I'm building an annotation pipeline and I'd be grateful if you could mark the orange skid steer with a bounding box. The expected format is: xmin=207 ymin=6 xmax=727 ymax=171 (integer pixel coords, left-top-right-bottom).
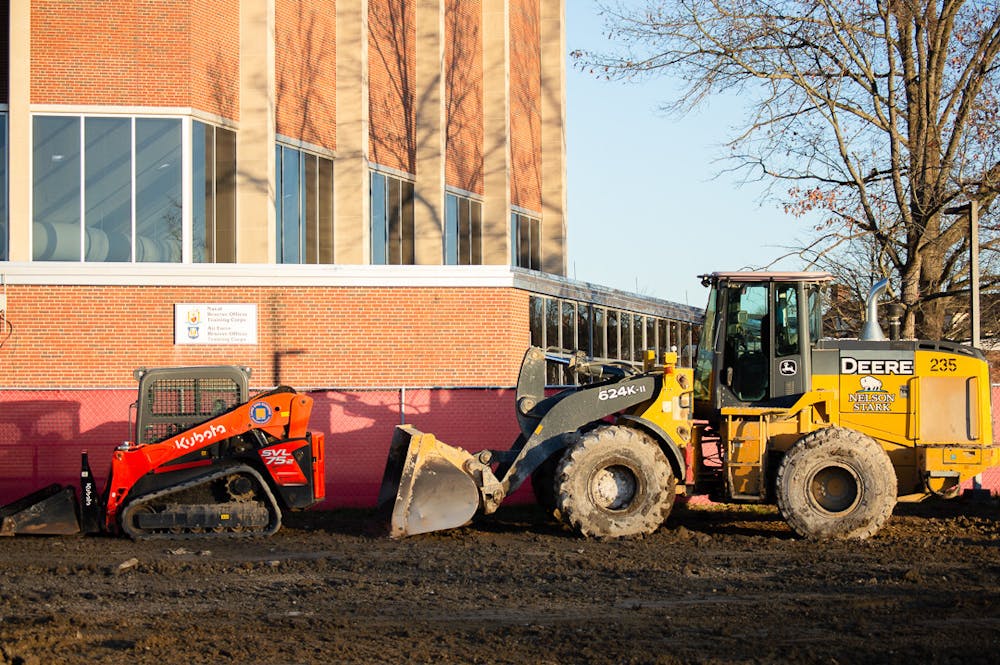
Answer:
xmin=1 ymin=365 xmax=325 ymax=539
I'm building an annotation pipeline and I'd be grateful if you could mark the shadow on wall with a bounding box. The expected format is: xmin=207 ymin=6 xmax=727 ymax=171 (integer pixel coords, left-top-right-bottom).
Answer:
xmin=305 ymin=387 xmax=529 ymax=508
xmin=2 ymin=386 xmax=999 ymax=508
xmin=0 ymin=387 xmax=529 ymax=509
xmin=0 ymin=395 xmax=133 ymax=503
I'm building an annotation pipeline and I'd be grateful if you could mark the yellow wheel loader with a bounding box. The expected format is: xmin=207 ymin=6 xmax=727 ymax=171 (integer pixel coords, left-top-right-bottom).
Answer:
xmin=379 ymin=272 xmax=996 ymax=540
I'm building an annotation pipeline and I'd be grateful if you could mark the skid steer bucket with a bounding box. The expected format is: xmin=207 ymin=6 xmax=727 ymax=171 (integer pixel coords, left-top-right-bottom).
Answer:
xmin=377 ymin=425 xmax=482 ymax=538
xmin=0 ymin=484 xmax=81 ymax=536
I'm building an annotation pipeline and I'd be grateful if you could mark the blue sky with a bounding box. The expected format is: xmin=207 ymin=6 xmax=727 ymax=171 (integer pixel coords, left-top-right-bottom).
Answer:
xmin=565 ymin=2 xmax=810 ymax=307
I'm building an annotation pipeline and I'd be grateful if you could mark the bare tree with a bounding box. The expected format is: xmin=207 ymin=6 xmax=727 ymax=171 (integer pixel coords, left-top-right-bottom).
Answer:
xmin=575 ymin=0 xmax=1000 ymax=340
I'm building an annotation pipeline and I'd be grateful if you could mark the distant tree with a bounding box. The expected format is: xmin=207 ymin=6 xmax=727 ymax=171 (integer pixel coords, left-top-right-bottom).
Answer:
xmin=575 ymin=0 xmax=1000 ymax=340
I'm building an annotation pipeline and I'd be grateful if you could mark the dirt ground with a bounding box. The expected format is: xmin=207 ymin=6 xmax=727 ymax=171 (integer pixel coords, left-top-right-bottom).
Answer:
xmin=2 ymin=499 xmax=1000 ymax=665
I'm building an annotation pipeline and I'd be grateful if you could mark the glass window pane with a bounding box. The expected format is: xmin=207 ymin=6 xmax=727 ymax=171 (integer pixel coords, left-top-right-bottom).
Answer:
xmin=318 ymin=157 xmax=334 ymax=263
xmin=593 ymin=307 xmax=606 ymax=359
xmin=658 ymin=319 xmax=669 ymax=360
xmin=458 ymin=197 xmax=471 ymax=264
xmin=444 ymin=193 xmax=458 ymax=265
xmin=215 ymin=127 xmax=237 ymax=262
xmin=387 ymin=176 xmax=401 ymax=264
xmin=304 ymin=154 xmax=317 ymax=263
xmin=470 ymin=200 xmax=482 ymax=264
xmin=577 ymin=304 xmax=591 ymax=356
xmin=370 ymin=172 xmax=386 ymax=264
xmin=192 ymin=121 xmax=210 ymax=262
xmin=607 ymin=310 xmax=619 ymax=359
xmin=85 ymin=117 xmax=131 ymax=262
xmin=620 ymin=313 xmax=631 ymax=360
xmin=529 ymin=217 xmax=541 ymax=270
xmin=632 ymin=315 xmax=644 ymax=361
xmin=510 ymin=213 xmax=517 ymax=265
xmin=280 ymin=146 xmax=301 ymax=263
xmin=646 ymin=316 xmax=656 ymax=360
xmin=775 ymin=284 xmax=800 ymax=356
xmin=517 ymin=215 xmax=530 ymax=268
xmin=561 ymin=301 xmax=576 ymax=352
xmin=135 ymin=118 xmax=181 ymax=262
xmin=529 ymin=296 xmax=544 ymax=347
xmin=401 ymin=179 xmax=415 ymax=264
xmin=33 ymin=115 xmax=81 ymax=261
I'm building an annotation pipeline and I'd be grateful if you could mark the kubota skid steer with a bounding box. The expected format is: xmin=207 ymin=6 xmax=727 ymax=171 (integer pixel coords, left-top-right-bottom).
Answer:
xmin=1 ymin=365 xmax=325 ymax=539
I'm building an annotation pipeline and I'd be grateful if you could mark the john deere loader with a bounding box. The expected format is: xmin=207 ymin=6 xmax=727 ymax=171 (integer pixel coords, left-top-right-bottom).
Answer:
xmin=379 ymin=271 xmax=996 ymax=540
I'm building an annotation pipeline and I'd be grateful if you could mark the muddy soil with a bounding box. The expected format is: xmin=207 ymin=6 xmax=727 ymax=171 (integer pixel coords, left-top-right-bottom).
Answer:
xmin=2 ymin=500 xmax=1000 ymax=665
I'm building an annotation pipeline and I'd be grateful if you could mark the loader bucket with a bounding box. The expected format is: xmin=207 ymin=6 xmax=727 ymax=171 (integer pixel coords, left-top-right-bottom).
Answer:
xmin=377 ymin=425 xmax=482 ymax=538
xmin=0 ymin=484 xmax=81 ymax=536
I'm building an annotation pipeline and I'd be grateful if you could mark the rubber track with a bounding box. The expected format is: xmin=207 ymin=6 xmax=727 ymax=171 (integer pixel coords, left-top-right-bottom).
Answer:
xmin=119 ymin=465 xmax=282 ymax=540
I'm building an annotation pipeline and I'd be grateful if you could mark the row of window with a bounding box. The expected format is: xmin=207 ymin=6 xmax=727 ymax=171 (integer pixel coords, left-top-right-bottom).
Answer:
xmin=369 ymin=171 xmax=541 ymax=267
xmin=529 ymin=295 xmax=701 ymax=385
xmin=32 ymin=115 xmax=236 ymax=263
xmin=2 ymin=114 xmax=544 ymax=267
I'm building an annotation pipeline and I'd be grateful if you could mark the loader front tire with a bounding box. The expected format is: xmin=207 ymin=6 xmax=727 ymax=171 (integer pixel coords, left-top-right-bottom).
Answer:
xmin=776 ymin=427 xmax=896 ymax=540
xmin=555 ymin=425 xmax=674 ymax=539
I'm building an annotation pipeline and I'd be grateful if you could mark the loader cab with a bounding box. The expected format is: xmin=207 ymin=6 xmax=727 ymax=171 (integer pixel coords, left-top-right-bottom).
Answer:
xmin=692 ymin=272 xmax=831 ymax=419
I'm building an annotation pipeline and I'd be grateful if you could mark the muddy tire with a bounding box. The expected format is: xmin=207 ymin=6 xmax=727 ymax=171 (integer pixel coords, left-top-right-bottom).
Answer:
xmin=776 ymin=427 xmax=896 ymax=540
xmin=555 ymin=425 xmax=675 ymax=539
xmin=530 ymin=452 xmax=560 ymax=515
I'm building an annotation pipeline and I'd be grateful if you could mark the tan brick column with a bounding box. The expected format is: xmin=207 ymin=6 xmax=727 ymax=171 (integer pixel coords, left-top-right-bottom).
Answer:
xmin=540 ymin=0 xmax=567 ymax=276
xmin=334 ymin=0 xmax=370 ymax=264
xmin=482 ymin=0 xmax=512 ymax=265
xmin=8 ymin=2 xmax=31 ymax=261
xmin=413 ymin=0 xmax=446 ymax=264
xmin=237 ymin=0 xmax=276 ymax=263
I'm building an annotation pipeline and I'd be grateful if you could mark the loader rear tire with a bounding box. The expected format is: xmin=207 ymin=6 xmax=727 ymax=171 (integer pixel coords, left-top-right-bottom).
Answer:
xmin=530 ymin=452 xmax=560 ymax=515
xmin=776 ymin=427 xmax=896 ymax=540
xmin=555 ymin=425 xmax=674 ymax=539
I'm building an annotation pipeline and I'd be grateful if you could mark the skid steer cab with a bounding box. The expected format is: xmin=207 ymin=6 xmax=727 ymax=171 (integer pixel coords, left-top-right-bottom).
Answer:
xmin=379 ymin=271 xmax=997 ymax=541
xmin=1 ymin=366 xmax=325 ymax=540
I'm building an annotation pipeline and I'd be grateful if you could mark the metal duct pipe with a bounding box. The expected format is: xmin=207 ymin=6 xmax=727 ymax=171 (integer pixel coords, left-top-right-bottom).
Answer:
xmin=860 ymin=278 xmax=889 ymax=341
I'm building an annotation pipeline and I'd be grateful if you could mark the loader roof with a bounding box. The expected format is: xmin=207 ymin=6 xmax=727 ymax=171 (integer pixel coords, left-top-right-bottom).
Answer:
xmin=701 ymin=271 xmax=834 ymax=285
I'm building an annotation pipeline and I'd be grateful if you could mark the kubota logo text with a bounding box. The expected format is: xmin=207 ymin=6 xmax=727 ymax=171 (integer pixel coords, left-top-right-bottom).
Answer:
xmin=174 ymin=424 xmax=227 ymax=450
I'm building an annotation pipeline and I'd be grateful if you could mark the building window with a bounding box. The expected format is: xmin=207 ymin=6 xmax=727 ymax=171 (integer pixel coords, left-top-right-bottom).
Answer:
xmin=276 ymin=145 xmax=334 ymax=264
xmin=193 ymin=121 xmax=236 ymax=263
xmin=33 ymin=115 xmax=183 ymax=262
xmin=444 ymin=193 xmax=482 ymax=265
xmin=511 ymin=212 xmax=541 ymax=270
xmin=0 ymin=112 xmax=6 ymax=261
xmin=370 ymin=171 xmax=414 ymax=265
xmin=528 ymin=294 xmax=699 ymax=386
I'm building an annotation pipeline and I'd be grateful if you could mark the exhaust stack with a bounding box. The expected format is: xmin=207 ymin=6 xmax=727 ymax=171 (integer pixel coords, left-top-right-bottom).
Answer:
xmin=860 ymin=278 xmax=889 ymax=341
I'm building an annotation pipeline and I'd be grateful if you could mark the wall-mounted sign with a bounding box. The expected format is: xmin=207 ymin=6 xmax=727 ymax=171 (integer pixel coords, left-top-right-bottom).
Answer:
xmin=174 ymin=304 xmax=258 ymax=345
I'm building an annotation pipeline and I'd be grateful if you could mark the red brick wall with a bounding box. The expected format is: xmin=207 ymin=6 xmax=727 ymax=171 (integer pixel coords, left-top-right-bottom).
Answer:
xmin=276 ymin=0 xmax=337 ymax=150
xmin=509 ymin=0 xmax=542 ymax=213
xmin=445 ymin=0 xmax=484 ymax=195
xmin=190 ymin=0 xmax=240 ymax=120
xmin=0 ymin=387 xmax=534 ymax=509
xmin=369 ymin=0 xmax=416 ymax=173
xmin=31 ymin=0 xmax=239 ymax=121
xmin=0 ymin=285 xmax=531 ymax=388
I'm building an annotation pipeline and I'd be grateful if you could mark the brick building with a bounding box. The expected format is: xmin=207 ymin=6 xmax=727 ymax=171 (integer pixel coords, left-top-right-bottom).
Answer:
xmin=0 ymin=1 xmax=701 ymax=506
